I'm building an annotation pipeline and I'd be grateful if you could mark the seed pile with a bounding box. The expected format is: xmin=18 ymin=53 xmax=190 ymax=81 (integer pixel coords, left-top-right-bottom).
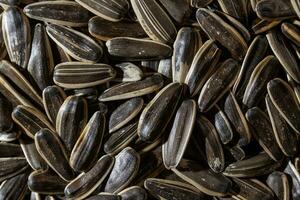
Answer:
xmin=0 ymin=0 xmax=300 ymax=199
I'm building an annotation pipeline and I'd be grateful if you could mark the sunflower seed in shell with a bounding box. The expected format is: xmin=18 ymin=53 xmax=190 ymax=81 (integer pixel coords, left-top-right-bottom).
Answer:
xmin=245 ymin=107 xmax=283 ymax=161
xmin=158 ymin=0 xmax=191 ymax=24
xmin=172 ymin=160 xmax=232 ymax=196
xmin=65 ymin=155 xmax=114 ymax=200
xmin=0 ymin=143 xmax=23 ymax=158
xmin=118 ymin=186 xmax=147 ymax=200
xmin=0 ymin=14 xmax=6 ymax=60
xmin=223 ymin=152 xmax=281 ymax=178
xmin=75 ymin=0 xmax=129 ymax=22
xmin=172 ymin=27 xmax=202 ymax=83
xmin=0 ymin=94 xmax=13 ymax=133
xmin=114 ymin=62 xmax=143 ymax=82
xmin=191 ymin=0 xmax=213 ymax=8
xmin=217 ymin=0 xmax=248 ymax=24
xmin=0 ymin=172 xmax=28 ymax=200
xmin=12 ymin=105 xmax=54 ymax=139
xmin=56 ymin=96 xmax=87 ymax=153
xmin=35 ymin=128 xmax=75 ymax=181
xmin=267 ymin=78 xmax=300 ymax=134
xmin=88 ymin=17 xmax=146 ymax=41
xmin=106 ymin=37 xmax=172 ymax=61
xmin=2 ymin=6 xmax=30 ymax=69
xmin=0 ymin=60 xmax=43 ymax=107
xmin=231 ymin=178 xmax=275 ymax=200
xmin=266 ymin=171 xmax=290 ymax=200
xmin=256 ymin=0 xmax=295 ymax=20
xmin=28 ymin=23 xmax=54 ymax=92
xmin=42 ymin=85 xmax=66 ymax=123
xmin=224 ymin=92 xmax=252 ymax=146
xmin=109 ymin=98 xmax=143 ymax=133
xmin=233 ymin=35 xmax=269 ymax=100
xmin=281 ymin=22 xmax=300 ymax=47
xmin=196 ymin=8 xmax=248 ymax=61
xmin=0 ymin=157 xmax=28 ymax=182
xmin=99 ymin=74 xmax=164 ymax=102
xmin=138 ymin=82 xmax=184 ymax=142
xmin=185 ymin=39 xmax=221 ymax=97
xmin=19 ymin=136 xmax=47 ymax=170
xmin=266 ymin=94 xmax=298 ymax=157
xmin=163 ymin=99 xmax=196 ymax=169
xmin=70 ymin=111 xmax=105 ymax=172
xmin=252 ymin=19 xmax=281 ymax=35
xmin=197 ymin=115 xmax=225 ymax=173
xmin=214 ymin=108 xmax=234 ymax=145
xmin=27 ymin=169 xmax=68 ymax=195
xmin=243 ymin=55 xmax=280 ymax=108
xmin=198 ymin=59 xmax=240 ymax=112
xmin=86 ymin=194 xmax=121 ymax=200
xmin=284 ymin=161 xmax=300 ymax=199
xmin=158 ymin=58 xmax=172 ymax=79
xmin=130 ymin=0 xmax=177 ymax=44
xmin=23 ymin=1 xmax=90 ymax=27
xmin=104 ymin=147 xmax=140 ymax=193
xmin=144 ymin=178 xmax=206 ymax=200
xmin=46 ymin=24 xmax=102 ymax=63
xmin=53 ymin=62 xmax=116 ymax=89
xmin=267 ymin=30 xmax=300 ymax=83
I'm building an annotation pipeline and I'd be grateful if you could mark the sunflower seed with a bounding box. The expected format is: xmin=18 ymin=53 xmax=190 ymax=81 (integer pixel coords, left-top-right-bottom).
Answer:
xmin=109 ymin=98 xmax=143 ymax=133
xmin=0 ymin=94 xmax=13 ymax=133
xmin=53 ymin=62 xmax=116 ymax=89
xmin=256 ymin=0 xmax=295 ymax=20
xmin=0 ymin=172 xmax=28 ymax=200
xmin=27 ymin=169 xmax=68 ymax=194
xmin=0 ymin=143 xmax=23 ymax=158
xmin=2 ymin=6 xmax=31 ymax=69
xmin=130 ymin=0 xmax=177 ymax=44
xmin=158 ymin=58 xmax=172 ymax=79
xmin=70 ymin=111 xmax=105 ymax=172
xmin=281 ymin=22 xmax=300 ymax=47
xmin=267 ymin=78 xmax=300 ymax=134
xmin=196 ymin=8 xmax=248 ymax=61
xmin=88 ymin=17 xmax=146 ymax=41
xmin=138 ymin=82 xmax=184 ymax=142
xmin=266 ymin=171 xmax=290 ymax=200
xmin=46 ymin=24 xmax=103 ymax=63
xmin=114 ymin=62 xmax=143 ymax=82
xmin=23 ymin=1 xmax=90 ymax=27
xmin=75 ymin=0 xmax=129 ymax=22
xmin=284 ymin=161 xmax=300 ymax=199
xmin=118 ymin=186 xmax=147 ymax=200
xmin=198 ymin=59 xmax=240 ymax=112
xmin=65 ymin=155 xmax=115 ymax=200
xmin=42 ymin=85 xmax=67 ymax=123
xmin=217 ymin=0 xmax=248 ymax=24
xmin=99 ymin=74 xmax=164 ymax=102
xmin=214 ymin=107 xmax=234 ymax=145
xmin=163 ymin=99 xmax=196 ymax=169
xmin=56 ymin=95 xmax=88 ymax=153
xmin=106 ymin=37 xmax=172 ymax=61
xmin=185 ymin=39 xmax=221 ymax=97
xmin=252 ymin=19 xmax=281 ymax=34
xmin=104 ymin=147 xmax=140 ymax=193
xmin=0 ymin=157 xmax=28 ymax=182
xmin=28 ymin=23 xmax=54 ymax=92
xmin=35 ymin=128 xmax=75 ymax=181
xmin=172 ymin=27 xmax=202 ymax=83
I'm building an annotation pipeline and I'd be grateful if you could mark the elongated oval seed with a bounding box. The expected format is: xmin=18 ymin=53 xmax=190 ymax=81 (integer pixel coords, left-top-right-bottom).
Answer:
xmin=53 ymin=62 xmax=116 ymax=89
xmin=267 ymin=78 xmax=300 ymax=134
xmin=70 ymin=111 xmax=105 ymax=172
xmin=281 ymin=22 xmax=300 ymax=47
xmin=163 ymin=99 xmax=196 ymax=169
xmin=130 ymin=0 xmax=177 ymax=44
xmin=0 ymin=143 xmax=23 ymax=158
xmin=266 ymin=171 xmax=290 ymax=200
xmin=42 ymin=85 xmax=67 ymax=123
xmin=35 ymin=128 xmax=75 ymax=181
xmin=198 ymin=58 xmax=240 ymax=112
xmin=0 ymin=173 xmax=28 ymax=200
xmin=23 ymin=1 xmax=90 ymax=27
xmin=256 ymin=0 xmax=296 ymax=20
xmin=75 ymin=0 xmax=129 ymax=22
xmin=28 ymin=23 xmax=54 ymax=92
xmin=65 ymin=155 xmax=115 ymax=200
xmin=104 ymin=147 xmax=140 ymax=193
xmin=2 ymin=6 xmax=31 ymax=69
xmin=138 ymin=82 xmax=184 ymax=142
xmin=56 ymin=95 xmax=88 ymax=153
xmin=106 ymin=37 xmax=172 ymax=61
xmin=214 ymin=107 xmax=234 ymax=145
xmin=217 ymin=0 xmax=248 ymax=24
xmin=196 ymin=8 xmax=248 ymax=61
xmin=12 ymin=105 xmax=55 ymax=139
xmin=0 ymin=157 xmax=28 ymax=182
xmin=46 ymin=24 xmax=102 ymax=63
xmin=99 ymin=74 xmax=164 ymax=102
